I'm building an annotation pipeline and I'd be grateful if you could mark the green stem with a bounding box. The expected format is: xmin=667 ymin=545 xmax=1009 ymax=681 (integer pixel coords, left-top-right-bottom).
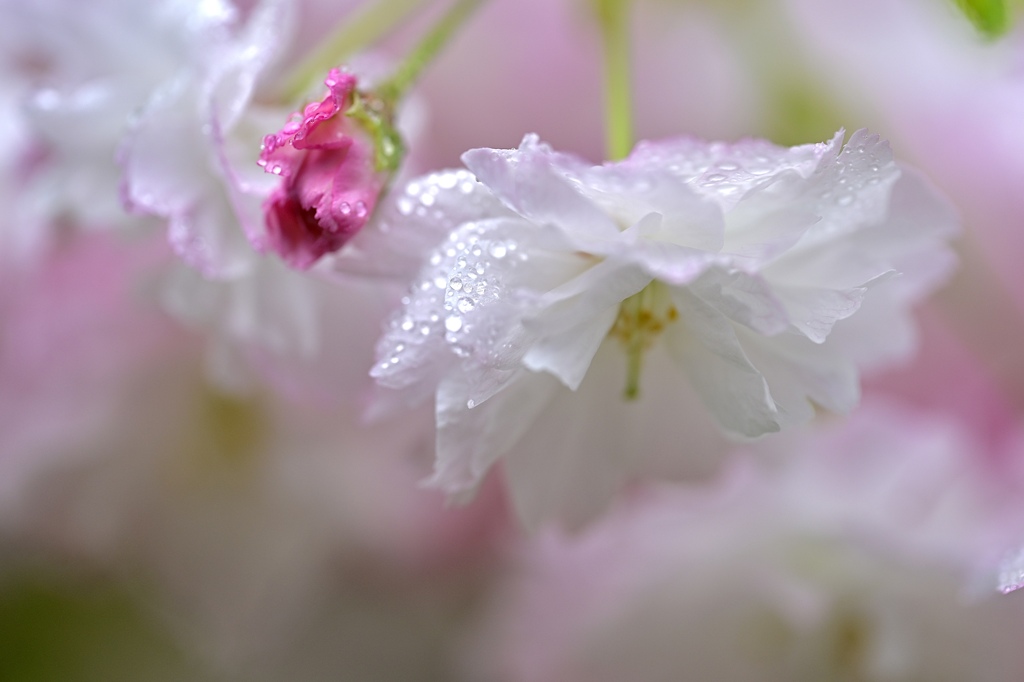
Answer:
xmin=378 ymin=0 xmax=485 ymax=103
xmin=594 ymin=0 xmax=634 ymax=160
xmin=282 ymin=0 xmax=428 ymax=102
xmin=620 ymin=284 xmax=653 ymax=400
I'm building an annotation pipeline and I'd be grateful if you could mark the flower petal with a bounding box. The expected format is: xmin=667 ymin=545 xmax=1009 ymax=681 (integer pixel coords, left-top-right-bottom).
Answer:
xmin=664 ymin=287 xmax=781 ymax=438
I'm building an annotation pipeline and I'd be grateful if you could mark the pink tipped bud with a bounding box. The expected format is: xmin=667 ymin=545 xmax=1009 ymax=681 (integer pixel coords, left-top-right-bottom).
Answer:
xmin=258 ymin=69 xmax=388 ymax=270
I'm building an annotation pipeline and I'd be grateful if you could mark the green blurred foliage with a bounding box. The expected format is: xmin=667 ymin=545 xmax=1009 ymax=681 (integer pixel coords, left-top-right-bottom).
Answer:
xmin=952 ymin=0 xmax=1010 ymax=37
xmin=0 ymin=578 xmax=221 ymax=682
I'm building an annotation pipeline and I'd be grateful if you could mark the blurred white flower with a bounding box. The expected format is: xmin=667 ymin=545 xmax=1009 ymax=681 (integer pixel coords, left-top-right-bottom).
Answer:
xmin=1 ymin=0 xmax=241 ymax=232
xmin=374 ymin=130 xmax=957 ymax=527
xmin=468 ymin=402 xmax=1024 ymax=682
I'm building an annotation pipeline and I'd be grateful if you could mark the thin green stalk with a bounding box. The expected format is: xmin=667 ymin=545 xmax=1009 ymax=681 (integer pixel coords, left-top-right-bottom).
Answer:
xmin=282 ymin=0 xmax=428 ymax=102
xmin=378 ymin=0 xmax=485 ymax=103
xmin=594 ymin=0 xmax=633 ymax=160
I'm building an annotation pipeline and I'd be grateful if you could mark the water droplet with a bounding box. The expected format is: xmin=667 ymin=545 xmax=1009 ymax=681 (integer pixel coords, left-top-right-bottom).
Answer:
xmin=466 ymin=399 xmax=476 ymax=409
xmin=489 ymin=242 xmax=507 ymax=258
xmin=449 ymin=276 xmax=463 ymax=291
xmin=420 ymin=192 xmax=436 ymax=207
xmin=339 ymin=202 xmax=352 ymax=216
xmin=704 ymin=173 xmax=727 ymax=184
xmin=400 ymin=318 xmax=414 ymax=332
xmin=438 ymin=173 xmax=458 ymax=189
xmin=837 ymin=194 xmax=854 ymax=206
xmin=354 ymin=201 xmax=368 ymax=218
xmin=434 ymin=275 xmax=448 ymax=289
xmin=445 ymin=316 xmax=463 ymax=333
xmin=419 ymin=325 xmax=431 ymax=336
xmin=429 ymin=253 xmax=442 ymax=266
xmin=457 ymin=297 xmax=475 ymax=313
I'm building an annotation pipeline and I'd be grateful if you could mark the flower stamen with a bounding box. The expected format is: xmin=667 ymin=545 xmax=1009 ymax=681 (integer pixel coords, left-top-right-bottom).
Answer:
xmin=611 ymin=282 xmax=677 ymax=400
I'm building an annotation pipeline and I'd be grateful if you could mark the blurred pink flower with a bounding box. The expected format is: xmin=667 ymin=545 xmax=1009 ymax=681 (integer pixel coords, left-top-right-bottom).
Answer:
xmin=0 ymin=233 xmax=507 ymax=681
xmin=468 ymin=402 xmax=1024 ymax=682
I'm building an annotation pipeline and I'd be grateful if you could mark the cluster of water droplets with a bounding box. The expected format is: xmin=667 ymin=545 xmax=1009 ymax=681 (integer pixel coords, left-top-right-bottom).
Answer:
xmin=393 ymin=170 xmax=480 ymax=221
xmin=803 ymin=131 xmax=898 ymax=244
xmin=374 ymin=219 xmax=528 ymax=382
xmin=333 ymin=198 xmax=369 ymax=222
xmin=630 ymin=136 xmax=828 ymax=209
xmin=257 ymin=116 xmax=302 ymax=177
xmin=631 ymin=131 xmax=899 ymax=247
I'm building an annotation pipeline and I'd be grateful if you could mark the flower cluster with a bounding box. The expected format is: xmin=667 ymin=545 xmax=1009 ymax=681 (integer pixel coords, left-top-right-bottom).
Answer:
xmin=4 ymin=0 xmax=1024 ymax=680
xmin=373 ymin=130 xmax=956 ymax=525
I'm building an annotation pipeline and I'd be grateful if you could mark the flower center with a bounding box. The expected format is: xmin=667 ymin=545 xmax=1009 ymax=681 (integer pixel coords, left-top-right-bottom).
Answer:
xmin=610 ymin=281 xmax=678 ymax=400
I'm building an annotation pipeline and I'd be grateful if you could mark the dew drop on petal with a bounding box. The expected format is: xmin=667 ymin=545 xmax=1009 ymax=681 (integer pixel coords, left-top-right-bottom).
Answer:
xmin=445 ymin=316 xmax=463 ymax=333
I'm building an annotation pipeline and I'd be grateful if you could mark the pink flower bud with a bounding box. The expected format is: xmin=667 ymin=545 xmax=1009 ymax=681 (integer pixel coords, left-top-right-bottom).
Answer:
xmin=258 ymin=69 xmax=387 ymax=270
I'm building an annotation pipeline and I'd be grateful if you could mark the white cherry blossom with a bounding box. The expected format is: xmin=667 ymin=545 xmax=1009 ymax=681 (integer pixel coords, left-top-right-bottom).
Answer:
xmin=374 ymin=130 xmax=958 ymax=527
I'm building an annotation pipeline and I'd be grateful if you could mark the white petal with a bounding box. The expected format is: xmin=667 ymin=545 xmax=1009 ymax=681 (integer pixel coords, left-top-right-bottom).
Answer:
xmin=630 ymin=131 xmax=844 ymax=210
xmin=572 ymin=162 xmax=726 ymax=251
xmin=462 ymin=135 xmax=622 ymax=242
xmin=688 ymin=267 xmax=790 ymax=336
xmin=427 ymin=369 xmax=561 ymax=499
xmin=664 ymin=288 xmax=780 ymax=438
xmin=737 ymin=326 xmax=860 ymax=426
xmin=522 ymin=305 xmax=620 ymax=391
